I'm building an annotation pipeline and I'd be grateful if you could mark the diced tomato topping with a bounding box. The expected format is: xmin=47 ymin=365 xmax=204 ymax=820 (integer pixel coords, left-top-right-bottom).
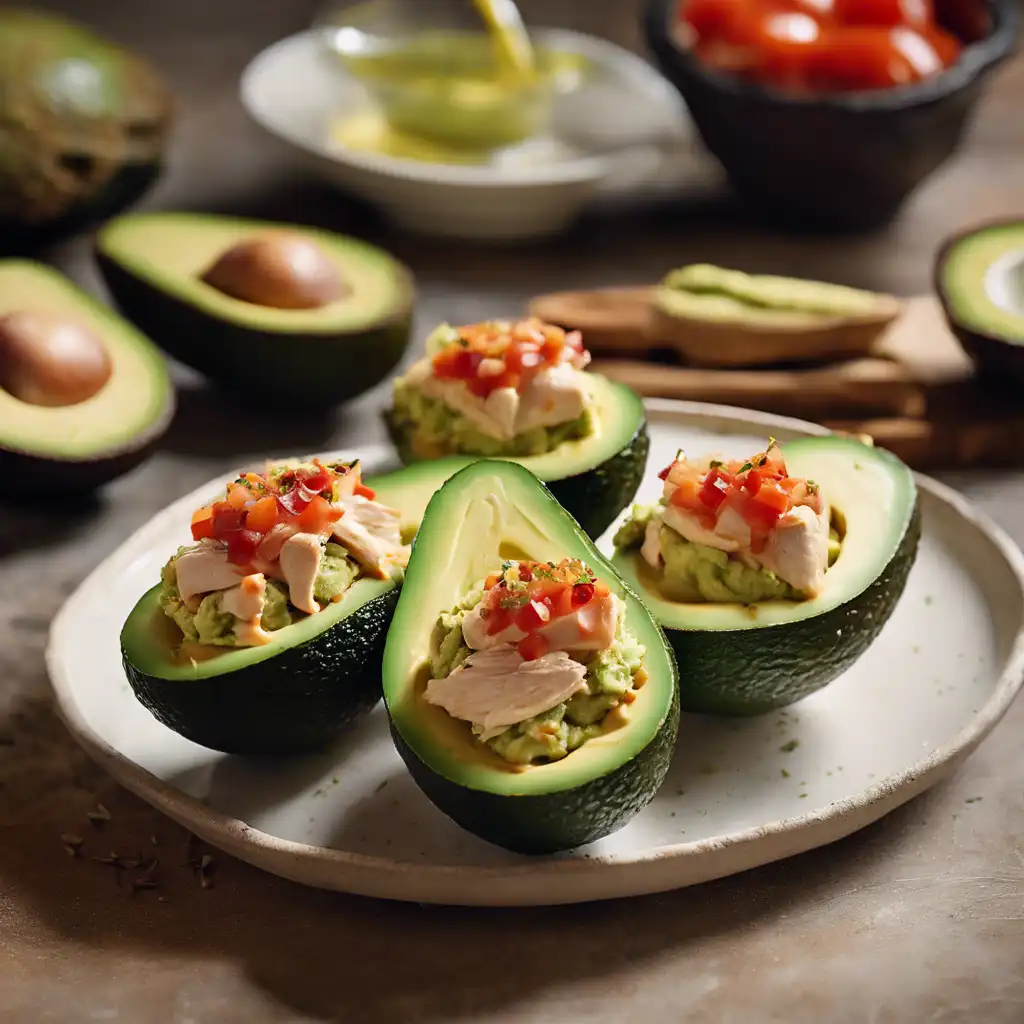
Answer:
xmin=212 ymin=503 xmax=246 ymax=535
xmin=226 ymin=529 xmax=262 ymax=566
xmin=517 ymin=633 xmax=550 ymax=662
xmin=669 ymin=476 xmax=704 ymax=512
xmin=245 ymin=495 xmax=278 ymax=534
xmin=277 ymin=486 xmax=312 ymax=517
xmin=515 ymin=601 xmax=548 ymax=632
xmin=549 ymin=586 xmax=575 ymax=619
xmin=354 ymin=482 xmax=376 ymax=500
xmin=190 ymin=508 xmax=215 ymax=541
xmin=699 ymin=468 xmax=729 ymax=510
xmin=298 ymin=495 xmax=342 ymax=535
xmin=227 ymin=482 xmax=253 ymax=509
xmin=754 ymin=480 xmax=791 ymax=514
xmin=571 ymin=582 xmax=595 ymax=607
xmin=658 ymin=464 xmax=672 ymax=481
xmin=661 ymin=440 xmax=820 ymax=541
xmin=430 ymin=318 xmax=590 ymax=398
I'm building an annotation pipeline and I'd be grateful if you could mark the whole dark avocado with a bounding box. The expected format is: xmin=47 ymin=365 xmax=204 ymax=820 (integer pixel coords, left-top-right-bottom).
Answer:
xmin=0 ymin=260 xmax=174 ymax=496
xmin=0 ymin=9 xmax=173 ymax=251
xmin=935 ymin=218 xmax=1024 ymax=386
xmin=95 ymin=212 xmax=415 ymax=408
xmin=643 ymin=0 xmax=1019 ymax=230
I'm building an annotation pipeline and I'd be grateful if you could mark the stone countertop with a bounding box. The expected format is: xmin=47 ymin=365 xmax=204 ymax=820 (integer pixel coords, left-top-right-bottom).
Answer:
xmin=2 ymin=1 xmax=1023 ymax=1021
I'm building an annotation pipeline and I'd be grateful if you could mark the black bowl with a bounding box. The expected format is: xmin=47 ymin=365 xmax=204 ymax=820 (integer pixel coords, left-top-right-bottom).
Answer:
xmin=644 ymin=0 xmax=1020 ymax=230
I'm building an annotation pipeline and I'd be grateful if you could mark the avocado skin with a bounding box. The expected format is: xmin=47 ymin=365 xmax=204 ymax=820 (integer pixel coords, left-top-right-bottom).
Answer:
xmin=547 ymin=421 xmax=650 ymax=539
xmin=382 ymin=413 xmax=650 ymax=541
xmin=0 ymin=11 xmax=172 ymax=250
xmin=643 ymin=0 xmax=1019 ymax=230
xmin=0 ymin=164 xmax=162 ymax=256
xmin=96 ymin=250 xmax=414 ymax=407
xmin=665 ymin=498 xmax=921 ymax=715
xmin=391 ymin=679 xmax=679 ymax=855
xmin=934 ymin=220 xmax=1024 ymax=388
xmin=0 ymin=413 xmax=171 ymax=496
xmin=122 ymin=588 xmax=399 ymax=755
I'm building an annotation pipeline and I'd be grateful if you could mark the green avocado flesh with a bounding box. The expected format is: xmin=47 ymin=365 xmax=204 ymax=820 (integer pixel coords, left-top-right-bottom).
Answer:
xmin=656 ymin=264 xmax=893 ymax=326
xmin=119 ymin=460 xmax=453 ymax=755
xmin=0 ymin=10 xmax=171 ymax=247
xmin=385 ymin=372 xmax=649 ymax=539
xmin=95 ymin=212 xmax=415 ymax=405
xmin=0 ymin=260 xmax=173 ymax=490
xmin=383 ymin=460 xmax=679 ymax=855
xmin=611 ymin=436 xmax=919 ymax=715
xmin=936 ymin=222 xmax=1024 ymax=382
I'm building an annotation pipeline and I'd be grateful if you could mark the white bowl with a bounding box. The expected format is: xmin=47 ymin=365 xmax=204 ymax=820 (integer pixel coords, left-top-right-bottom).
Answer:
xmin=239 ymin=28 xmax=694 ymax=241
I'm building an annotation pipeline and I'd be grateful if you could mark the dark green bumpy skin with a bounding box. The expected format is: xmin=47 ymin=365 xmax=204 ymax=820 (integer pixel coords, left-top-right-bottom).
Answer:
xmin=390 ymin=678 xmax=680 ymax=855
xmin=669 ymin=499 xmax=921 ymax=715
xmin=383 ymin=412 xmax=650 ymax=540
xmin=122 ymin=588 xmax=399 ymax=755
xmin=547 ymin=422 xmax=650 ymax=539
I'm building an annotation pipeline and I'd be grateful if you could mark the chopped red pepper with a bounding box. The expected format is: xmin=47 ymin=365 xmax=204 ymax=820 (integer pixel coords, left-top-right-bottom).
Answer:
xmin=517 ymin=633 xmax=550 ymax=662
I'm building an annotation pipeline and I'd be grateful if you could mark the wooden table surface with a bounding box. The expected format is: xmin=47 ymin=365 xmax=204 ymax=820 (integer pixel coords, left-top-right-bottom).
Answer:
xmin=2 ymin=2 xmax=1023 ymax=1021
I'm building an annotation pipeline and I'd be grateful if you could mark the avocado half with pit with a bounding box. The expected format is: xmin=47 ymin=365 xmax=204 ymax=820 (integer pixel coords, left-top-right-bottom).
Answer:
xmin=935 ymin=219 xmax=1024 ymax=385
xmin=0 ymin=10 xmax=173 ymax=252
xmin=651 ymin=265 xmax=903 ymax=368
xmin=382 ymin=460 xmax=680 ymax=855
xmin=0 ymin=260 xmax=174 ymax=494
xmin=611 ymin=436 xmax=920 ymax=716
xmin=120 ymin=458 xmax=462 ymax=755
xmin=95 ymin=212 xmax=415 ymax=406
xmin=386 ymin=373 xmax=649 ymax=540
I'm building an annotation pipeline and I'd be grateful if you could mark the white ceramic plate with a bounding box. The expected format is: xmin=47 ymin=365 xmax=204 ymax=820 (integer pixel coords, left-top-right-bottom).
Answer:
xmin=239 ymin=29 xmax=698 ymax=240
xmin=47 ymin=402 xmax=1024 ymax=907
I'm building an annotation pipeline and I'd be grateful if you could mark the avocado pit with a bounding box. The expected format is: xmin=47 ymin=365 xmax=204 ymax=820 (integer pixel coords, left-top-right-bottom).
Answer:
xmin=199 ymin=232 xmax=348 ymax=310
xmin=983 ymin=248 xmax=1024 ymax=318
xmin=0 ymin=310 xmax=112 ymax=406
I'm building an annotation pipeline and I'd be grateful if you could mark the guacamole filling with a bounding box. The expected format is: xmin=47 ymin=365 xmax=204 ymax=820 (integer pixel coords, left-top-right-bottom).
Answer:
xmin=423 ymin=558 xmax=646 ymax=766
xmin=389 ymin=318 xmax=597 ymax=458
xmin=157 ymin=458 xmax=410 ymax=650
xmin=614 ymin=439 xmax=839 ymax=604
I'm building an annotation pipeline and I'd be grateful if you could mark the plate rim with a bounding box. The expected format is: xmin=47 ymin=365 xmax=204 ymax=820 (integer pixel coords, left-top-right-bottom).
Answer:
xmin=239 ymin=27 xmax=687 ymax=188
xmin=45 ymin=403 xmax=1024 ymax=906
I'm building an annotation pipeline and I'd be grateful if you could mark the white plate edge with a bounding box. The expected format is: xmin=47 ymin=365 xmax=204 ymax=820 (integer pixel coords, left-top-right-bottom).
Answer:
xmin=44 ymin=403 xmax=1024 ymax=907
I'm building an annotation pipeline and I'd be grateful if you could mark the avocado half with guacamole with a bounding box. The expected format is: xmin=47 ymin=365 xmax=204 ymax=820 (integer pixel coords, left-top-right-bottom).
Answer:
xmin=935 ymin=219 xmax=1024 ymax=385
xmin=383 ymin=460 xmax=679 ymax=855
xmin=0 ymin=9 xmax=172 ymax=251
xmin=652 ymin=264 xmax=902 ymax=368
xmin=120 ymin=454 xmax=459 ymax=755
xmin=612 ymin=435 xmax=919 ymax=715
xmin=385 ymin=317 xmax=649 ymax=539
xmin=95 ymin=212 xmax=415 ymax=406
xmin=0 ymin=260 xmax=173 ymax=494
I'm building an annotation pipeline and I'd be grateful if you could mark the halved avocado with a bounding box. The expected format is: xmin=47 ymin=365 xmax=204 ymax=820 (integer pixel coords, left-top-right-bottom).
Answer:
xmin=0 ymin=260 xmax=174 ymax=494
xmin=611 ymin=436 xmax=920 ymax=715
xmin=119 ymin=459 xmax=457 ymax=755
xmin=385 ymin=372 xmax=650 ymax=539
xmin=651 ymin=264 xmax=903 ymax=368
xmin=0 ymin=10 xmax=173 ymax=252
xmin=382 ymin=460 xmax=680 ymax=855
xmin=935 ymin=219 xmax=1024 ymax=385
xmin=95 ymin=212 xmax=415 ymax=406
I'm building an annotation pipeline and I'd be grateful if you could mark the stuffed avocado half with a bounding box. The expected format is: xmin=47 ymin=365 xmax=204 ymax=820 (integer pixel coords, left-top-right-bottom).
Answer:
xmin=121 ymin=456 xmax=462 ymax=755
xmin=384 ymin=317 xmax=649 ymax=539
xmin=382 ymin=460 xmax=680 ymax=856
xmin=612 ymin=435 xmax=919 ymax=716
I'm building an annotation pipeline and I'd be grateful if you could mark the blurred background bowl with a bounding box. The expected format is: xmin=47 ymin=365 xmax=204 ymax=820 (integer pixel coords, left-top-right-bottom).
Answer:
xmin=240 ymin=26 xmax=691 ymax=241
xmin=643 ymin=0 xmax=1020 ymax=231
